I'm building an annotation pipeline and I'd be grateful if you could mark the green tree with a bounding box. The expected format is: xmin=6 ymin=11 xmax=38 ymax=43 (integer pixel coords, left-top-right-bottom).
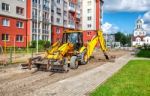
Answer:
xmin=115 ymin=32 xmax=131 ymax=46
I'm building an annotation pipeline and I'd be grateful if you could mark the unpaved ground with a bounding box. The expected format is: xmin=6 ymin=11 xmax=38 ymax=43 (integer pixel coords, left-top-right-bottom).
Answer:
xmin=0 ymin=52 xmax=45 ymax=64
xmin=0 ymin=50 xmax=129 ymax=96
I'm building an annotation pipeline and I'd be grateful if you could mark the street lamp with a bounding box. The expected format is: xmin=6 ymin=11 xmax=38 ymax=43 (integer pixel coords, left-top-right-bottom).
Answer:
xmin=36 ymin=1 xmax=39 ymax=54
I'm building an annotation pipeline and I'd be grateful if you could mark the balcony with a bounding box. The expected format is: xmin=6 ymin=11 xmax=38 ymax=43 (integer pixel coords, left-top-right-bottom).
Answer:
xmin=68 ymin=2 xmax=75 ymax=12
xmin=51 ymin=11 xmax=54 ymax=16
xmin=76 ymin=24 xmax=81 ymax=30
xmin=43 ymin=5 xmax=50 ymax=12
xmin=63 ymin=19 xmax=68 ymax=28
xmin=42 ymin=29 xmax=49 ymax=34
xmin=76 ymin=13 xmax=81 ymax=19
xmin=32 ymin=28 xmax=41 ymax=34
xmin=32 ymin=3 xmax=37 ymax=8
xmin=64 ymin=1 xmax=68 ymax=9
xmin=68 ymin=21 xmax=75 ymax=29
xmin=32 ymin=15 xmax=42 ymax=21
xmin=64 ymin=24 xmax=68 ymax=28
xmin=42 ymin=18 xmax=50 ymax=24
xmin=63 ymin=14 xmax=68 ymax=20
xmin=32 ymin=3 xmax=41 ymax=9
xmin=57 ymin=12 xmax=62 ymax=16
xmin=76 ymin=8 xmax=80 ymax=14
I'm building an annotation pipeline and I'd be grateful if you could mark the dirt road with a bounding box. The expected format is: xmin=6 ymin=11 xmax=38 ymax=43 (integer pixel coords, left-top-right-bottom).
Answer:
xmin=0 ymin=50 xmax=129 ymax=96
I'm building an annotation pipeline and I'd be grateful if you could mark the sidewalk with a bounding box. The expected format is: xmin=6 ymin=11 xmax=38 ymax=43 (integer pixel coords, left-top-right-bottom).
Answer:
xmin=26 ymin=53 xmax=133 ymax=96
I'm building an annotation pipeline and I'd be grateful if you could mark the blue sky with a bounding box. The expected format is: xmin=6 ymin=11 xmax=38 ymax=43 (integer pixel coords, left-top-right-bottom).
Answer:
xmin=102 ymin=0 xmax=150 ymax=34
xmin=103 ymin=12 xmax=145 ymax=33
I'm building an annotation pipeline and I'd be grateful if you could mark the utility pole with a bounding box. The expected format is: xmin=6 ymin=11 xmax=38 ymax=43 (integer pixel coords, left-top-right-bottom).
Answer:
xmin=106 ymin=31 xmax=108 ymax=47
xmin=4 ymin=34 xmax=6 ymax=53
xmin=36 ymin=1 xmax=39 ymax=54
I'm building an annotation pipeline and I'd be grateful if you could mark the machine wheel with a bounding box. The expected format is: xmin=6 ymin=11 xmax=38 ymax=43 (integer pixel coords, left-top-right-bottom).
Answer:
xmin=63 ymin=58 xmax=69 ymax=72
xmin=80 ymin=50 xmax=88 ymax=65
xmin=70 ymin=56 xmax=78 ymax=69
xmin=80 ymin=53 xmax=88 ymax=65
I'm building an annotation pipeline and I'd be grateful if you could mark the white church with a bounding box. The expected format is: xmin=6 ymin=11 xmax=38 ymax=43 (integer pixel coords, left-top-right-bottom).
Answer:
xmin=132 ymin=19 xmax=150 ymax=46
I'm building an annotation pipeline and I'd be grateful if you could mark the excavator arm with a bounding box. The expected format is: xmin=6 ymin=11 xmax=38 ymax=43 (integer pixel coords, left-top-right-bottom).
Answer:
xmin=46 ymin=43 xmax=73 ymax=60
xmin=46 ymin=41 xmax=61 ymax=55
xmin=86 ymin=30 xmax=109 ymax=60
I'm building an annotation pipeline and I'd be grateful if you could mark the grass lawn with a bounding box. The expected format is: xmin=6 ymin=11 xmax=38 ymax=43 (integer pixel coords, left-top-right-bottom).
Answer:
xmin=90 ymin=60 xmax=150 ymax=96
xmin=137 ymin=49 xmax=150 ymax=58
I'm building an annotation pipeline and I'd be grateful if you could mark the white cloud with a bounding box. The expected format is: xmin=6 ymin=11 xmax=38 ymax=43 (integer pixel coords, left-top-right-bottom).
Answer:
xmin=104 ymin=0 xmax=150 ymax=12
xmin=143 ymin=11 xmax=150 ymax=23
xmin=102 ymin=22 xmax=119 ymax=34
xmin=142 ymin=11 xmax=150 ymax=34
xmin=143 ymin=24 xmax=150 ymax=32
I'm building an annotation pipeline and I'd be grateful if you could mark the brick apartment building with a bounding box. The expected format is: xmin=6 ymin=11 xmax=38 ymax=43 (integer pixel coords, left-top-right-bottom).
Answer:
xmin=82 ymin=0 xmax=103 ymax=43
xmin=0 ymin=0 xmax=30 ymax=47
xmin=51 ymin=0 xmax=82 ymax=43
xmin=0 ymin=0 xmax=103 ymax=47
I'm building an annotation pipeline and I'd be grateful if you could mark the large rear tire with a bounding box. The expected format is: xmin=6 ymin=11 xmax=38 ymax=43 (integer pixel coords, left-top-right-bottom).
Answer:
xmin=70 ymin=56 xmax=78 ymax=69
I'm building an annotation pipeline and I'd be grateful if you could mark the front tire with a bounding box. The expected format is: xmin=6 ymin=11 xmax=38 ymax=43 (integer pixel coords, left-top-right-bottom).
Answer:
xmin=70 ymin=56 xmax=78 ymax=69
xmin=63 ymin=58 xmax=69 ymax=72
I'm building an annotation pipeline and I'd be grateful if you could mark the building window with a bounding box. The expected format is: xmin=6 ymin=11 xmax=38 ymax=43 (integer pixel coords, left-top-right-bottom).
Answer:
xmin=16 ymin=35 xmax=23 ymax=42
xmin=87 ymin=9 xmax=91 ymax=13
xmin=16 ymin=7 xmax=24 ymax=15
xmin=87 ymin=16 xmax=92 ymax=21
xmin=43 ymin=12 xmax=49 ymax=20
xmin=16 ymin=21 xmax=24 ymax=28
xmin=57 ymin=8 xmax=61 ymax=16
xmin=32 ymin=9 xmax=37 ymax=19
xmin=56 ymin=28 xmax=60 ymax=34
xmin=87 ymin=24 xmax=92 ymax=28
xmin=2 ymin=19 xmax=10 ymax=26
xmin=56 ymin=18 xmax=60 ymax=23
xmin=57 ymin=0 xmax=60 ymax=4
xmin=87 ymin=1 xmax=92 ymax=6
xmin=51 ymin=16 xmax=54 ymax=22
xmin=64 ymin=20 xmax=67 ymax=26
xmin=64 ymin=11 xmax=67 ymax=16
xmin=136 ymin=38 xmax=141 ymax=42
xmin=42 ymin=35 xmax=48 ymax=40
xmin=32 ymin=0 xmax=37 ymax=3
xmin=64 ymin=1 xmax=67 ymax=8
xmin=87 ymin=32 xmax=91 ymax=36
xmin=2 ymin=3 xmax=10 ymax=11
xmin=32 ymin=34 xmax=36 ymax=40
xmin=18 ymin=0 xmax=24 ymax=2
xmin=2 ymin=34 xmax=9 ymax=41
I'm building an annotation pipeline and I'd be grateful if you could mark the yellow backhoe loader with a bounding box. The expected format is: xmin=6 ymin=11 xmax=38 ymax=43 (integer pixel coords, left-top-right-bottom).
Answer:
xmin=23 ymin=30 xmax=110 ymax=72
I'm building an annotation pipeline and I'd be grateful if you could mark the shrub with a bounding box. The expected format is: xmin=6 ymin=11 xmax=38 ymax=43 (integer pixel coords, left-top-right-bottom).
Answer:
xmin=143 ymin=44 xmax=150 ymax=50
xmin=30 ymin=40 xmax=51 ymax=51
xmin=137 ymin=49 xmax=150 ymax=58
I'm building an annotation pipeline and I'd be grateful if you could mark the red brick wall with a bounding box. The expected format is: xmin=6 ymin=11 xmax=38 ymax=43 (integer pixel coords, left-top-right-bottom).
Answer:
xmin=51 ymin=25 xmax=64 ymax=44
xmin=26 ymin=0 xmax=31 ymax=43
xmin=96 ymin=0 xmax=101 ymax=30
xmin=83 ymin=30 xmax=96 ymax=44
xmin=0 ymin=16 xmax=27 ymax=47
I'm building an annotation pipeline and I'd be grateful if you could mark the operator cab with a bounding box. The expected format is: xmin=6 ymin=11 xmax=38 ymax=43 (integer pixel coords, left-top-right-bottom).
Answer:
xmin=62 ymin=31 xmax=83 ymax=50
